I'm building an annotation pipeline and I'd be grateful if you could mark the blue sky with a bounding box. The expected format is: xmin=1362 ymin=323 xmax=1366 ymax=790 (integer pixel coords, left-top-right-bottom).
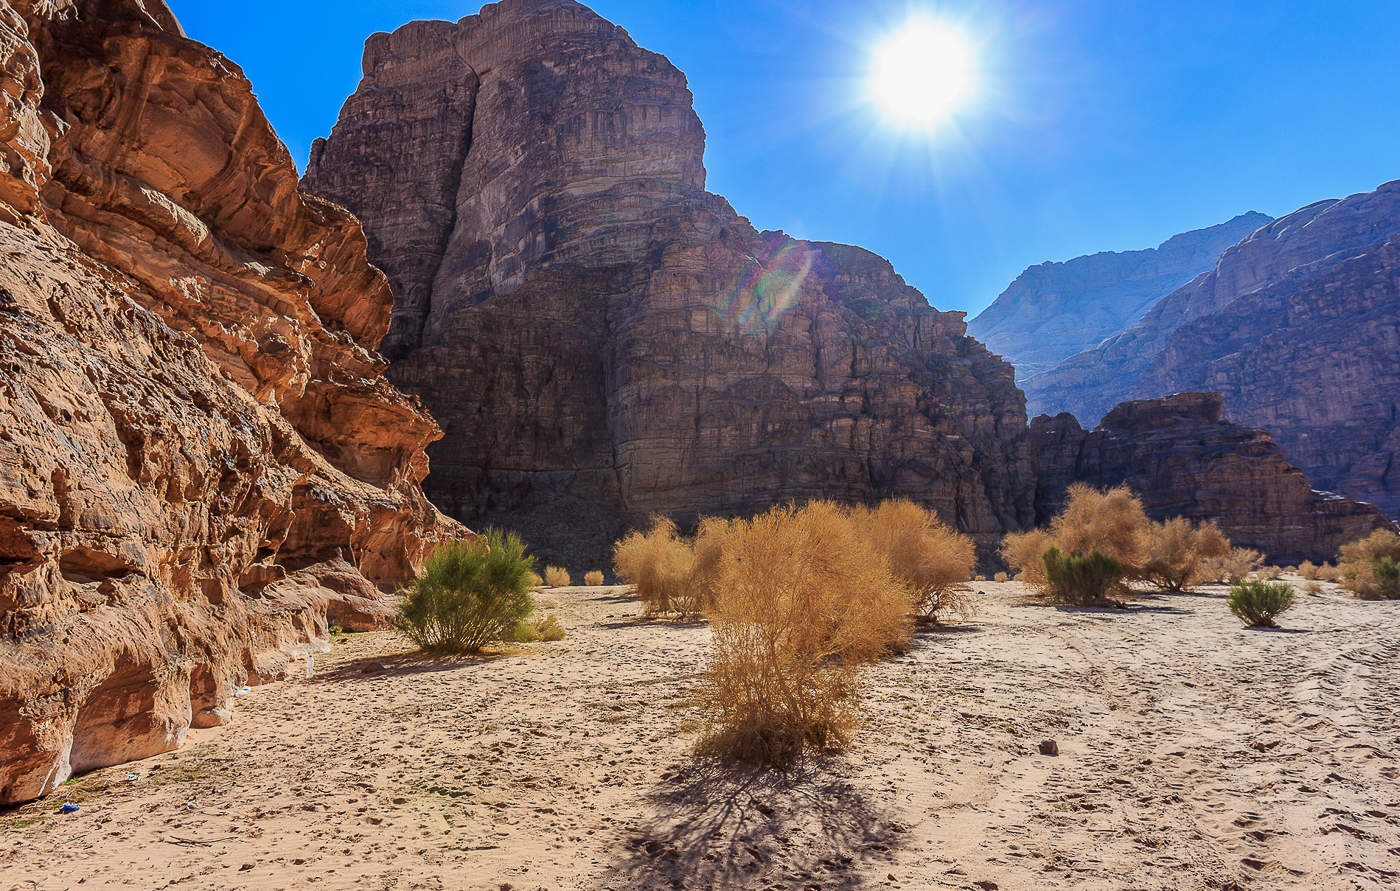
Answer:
xmin=174 ymin=0 xmax=1400 ymax=316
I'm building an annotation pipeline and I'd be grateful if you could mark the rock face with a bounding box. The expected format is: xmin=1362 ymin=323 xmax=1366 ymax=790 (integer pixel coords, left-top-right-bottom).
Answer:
xmin=1032 ymin=393 xmax=1395 ymax=564
xmin=303 ymin=0 xmax=1038 ymax=565
xmin=1025 ymin=183 xmax=1400 ymax=518
xmin=0 ymin=0 xmax=460 ymax=804
xmin=968 ymin=212 xmax=1270 ymax=380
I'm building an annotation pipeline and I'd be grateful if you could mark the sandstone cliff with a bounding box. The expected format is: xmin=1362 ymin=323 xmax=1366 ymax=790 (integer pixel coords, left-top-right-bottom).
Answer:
xmin=304 ymin=0 xmax=1039 ymax=566
xmin=1032 ymin=393 xmax=1394 ymax=564
xmin=968 ymin=212 xmax=1270 ymax=380
xmin=0 ymin=0 xmax=460 ymax=804
xmin=1024 ymin=182 xmax=1400 ymax=517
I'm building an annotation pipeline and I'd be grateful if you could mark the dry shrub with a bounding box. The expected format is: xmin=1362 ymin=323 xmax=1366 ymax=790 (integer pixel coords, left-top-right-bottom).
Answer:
xmin=993 ymin=572 xmax=1009 ymax=583
xmin=613 ymin=517 xmax=695 ymax=614
xmin=512 ymin=614 xmax=566 ymax=642
xmin=1000 ymin=528 xmax=1055 ymax=589
xmin=698 ymin=501 xmax=909 ymax=766
xmin=1205 ymin=547 xmax=1263 ymax=583
xmin=543 ymin=565 xmax=571 ymax=587
xmin=1338 ymin=529 xmax=1400 ymax=599
xmin=526 ymin=571 xmax=544 ymax=589
xmin=1141 ymin=518 xmax=1231 ymax=592
xmin=584 ymin=570 xmax=606 ymax=586
xmin=1254 ymin=565 xmax=1283 ymax=581
xmin=1303 ymin=580 xmax=1324 ymax=596
xmin=1000 ymin=486 xmax=1149 ymax=603
xmin=852 ymin=499 xmax=975 ymax=622
xmin=1051 ymin=485 xmax=1149 ymax=568
xmin=685 ymin=516 xmax=734 ymax=615
xmin=1316 ymin=563 xmax=1342 ymax=582
xmin=1297 ymin=561 xmax=1320 ymax=580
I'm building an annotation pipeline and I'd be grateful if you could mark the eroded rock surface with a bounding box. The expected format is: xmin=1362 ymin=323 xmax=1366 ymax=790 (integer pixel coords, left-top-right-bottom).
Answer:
xmin=0 ymin=0 xmax=460 ymax=804
xmin=1032 ymin=393 xmax=1395 ymax=564
xmin=303 ymin=0 xmax=1038 ymax=565
xmin=969 ymin=212 xmax=1270 ymax=380
xmin=1025 ymin=183 xmax=1400 ymax=517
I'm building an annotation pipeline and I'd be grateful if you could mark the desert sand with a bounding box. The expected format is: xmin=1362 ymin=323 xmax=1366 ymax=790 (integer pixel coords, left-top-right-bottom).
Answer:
xmin=2 ymin=580 xmax=1397 ymax=890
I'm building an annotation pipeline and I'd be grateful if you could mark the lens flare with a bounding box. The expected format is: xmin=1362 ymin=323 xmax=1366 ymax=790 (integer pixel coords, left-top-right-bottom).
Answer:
xmin=716 ymin=241 xmax=814 ymax=335
xmin=870 ymin=20 xmax=976 ymax=128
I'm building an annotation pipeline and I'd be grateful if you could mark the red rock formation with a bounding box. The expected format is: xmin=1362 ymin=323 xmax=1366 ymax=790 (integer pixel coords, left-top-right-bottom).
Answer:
xmin=1032 ymin=393 xmax=1395 ymax=564
xmin=0 ymin=0 xmax=460 ymax=804
xmin=303 ymin=0 xmax=1039 ymax=566
xmin=1025 ymin=183 xmax=1400 ymax=518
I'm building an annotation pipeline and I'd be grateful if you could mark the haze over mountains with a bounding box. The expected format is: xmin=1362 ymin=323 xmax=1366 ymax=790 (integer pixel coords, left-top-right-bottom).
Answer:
xmin=967 ymin=212 xmax=1273 ymax=380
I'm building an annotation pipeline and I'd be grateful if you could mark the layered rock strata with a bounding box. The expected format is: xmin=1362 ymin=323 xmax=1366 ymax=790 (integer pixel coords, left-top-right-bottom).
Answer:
xmin=969 ymin=212 xmax=1270 ymax=380
xmin=1025 ymin=183 xmax=1400 ymax=517
xmin=1032 ymin=393 xmax=1394 ymax=564
xmin=0 ymin=0 xmax=460 ymax=804
xmin=304 ymin=0 xmax=1038 ymax=566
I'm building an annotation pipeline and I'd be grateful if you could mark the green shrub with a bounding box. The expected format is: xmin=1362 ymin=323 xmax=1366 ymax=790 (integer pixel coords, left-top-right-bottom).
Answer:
xmin=1373 ymin=556 xmax=1400 ymax=599
xmin=1227 ymin=580 xmax=1297 ymax=628
xmin=1042 ymin=547 xmax=1126 ymax=605
xmin=395 ymin=530 xmax=536 ymax=653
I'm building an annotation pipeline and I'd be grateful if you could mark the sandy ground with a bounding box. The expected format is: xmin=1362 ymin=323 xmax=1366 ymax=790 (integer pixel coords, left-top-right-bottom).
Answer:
xmin=2 ymin=580 xmax=1398 ymax=890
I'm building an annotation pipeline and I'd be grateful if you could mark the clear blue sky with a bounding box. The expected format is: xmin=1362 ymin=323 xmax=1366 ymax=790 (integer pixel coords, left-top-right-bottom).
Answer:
xmin=174 ymin=0 xmax=1400 ymax=316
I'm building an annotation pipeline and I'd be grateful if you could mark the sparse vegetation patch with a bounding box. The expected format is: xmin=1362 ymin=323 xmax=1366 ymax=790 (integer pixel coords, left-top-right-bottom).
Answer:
xmin=1227 ymin=580 xmax=1297 ymax=628
xmin=395 ymin=530 xmax=537 ymax=653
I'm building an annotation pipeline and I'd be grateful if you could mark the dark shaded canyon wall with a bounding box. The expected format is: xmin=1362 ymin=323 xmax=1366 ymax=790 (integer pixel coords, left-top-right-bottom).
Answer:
xmin=0 ymin=0 xmax=461 ymax=804
xmin=303 ymin=0 xmax=1038 ymax=566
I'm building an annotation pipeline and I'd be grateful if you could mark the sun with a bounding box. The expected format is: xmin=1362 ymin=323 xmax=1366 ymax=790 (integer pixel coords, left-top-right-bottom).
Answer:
xmin=870 ymin=20 xmax=976 ymax=129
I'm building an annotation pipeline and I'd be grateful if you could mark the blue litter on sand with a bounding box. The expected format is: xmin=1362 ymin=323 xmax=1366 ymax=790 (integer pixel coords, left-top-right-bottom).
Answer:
xmin=58 ymin=803 xmax=79 ymax=814
xmin=235 ymin=686 xmax=251 ymax=697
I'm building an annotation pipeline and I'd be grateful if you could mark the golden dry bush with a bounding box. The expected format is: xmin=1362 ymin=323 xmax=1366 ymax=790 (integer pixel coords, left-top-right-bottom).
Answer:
xmin=612 ymin=516 xmax=695 ymax=615
xmin=1000 ymin=528 xmax=1054 ymax=589
xmin=1051 ymin=485 xmax=1150 ymax=569
xmin=1254 ymin=565 xmax=1283 ymax=581
xmin=853 ymin=500 xmax=976 ymax=622
xmin=1204 ymin=547 xmax=1263 ymax=583
xmin=1303 ymin=580 xmax=1324 ymax=596
xmin=584 ymin=570 xmax=605 ymax=586
xmin=993 ymin=572 xmax=1009 ymax=583
xmin=684 ymin=516 xmax=732 ymax=615
xmin=698 ymin=501 xmax=909 ymax=765
xmin=1141 ymin=518 xmax=1231 ymax=592
xmin=526 ymin=571 xmax=544 ymax=589
xmin=1316 ymin=563 xmax=1342 ymax=582
xmin=1337 ymin=529 xmax=1400 ymax=600
xmin=543 ymin=565 xmax=571 ymax=587
xmin=1298 ymin=561 xmax=1320 ymax=580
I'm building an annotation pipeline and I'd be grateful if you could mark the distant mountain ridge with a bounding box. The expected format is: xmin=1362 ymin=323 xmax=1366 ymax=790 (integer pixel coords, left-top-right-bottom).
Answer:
xmin=968 ymin=212 xmax=1272 ymax=379
xmin=1023 ymin=180 xmax=1400 ymax=518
